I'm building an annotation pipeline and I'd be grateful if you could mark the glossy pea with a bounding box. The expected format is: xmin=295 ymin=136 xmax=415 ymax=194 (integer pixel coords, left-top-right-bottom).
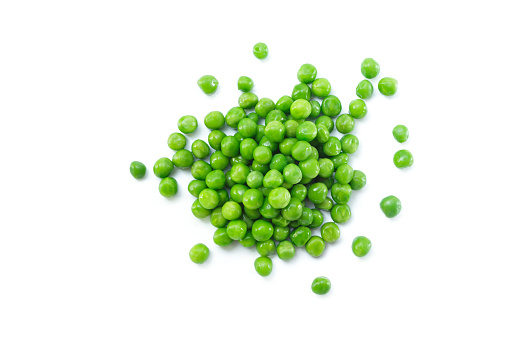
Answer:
xmin=269 ymin=154 xmax=288 ymax=172
xmin=191 ymin=160 xmax=212 ymax=180
xmin=291 ymin=184 xmax=307 ymax=201
xmin=350 ymin=170 xmax=367 ymax=190
xmin=217 ymin=189 xmax=228 ymax=207
xmin=290 ymin=226 xmax=311 ymax=247
xmin=299 ymin=207 xmax=313 ymax=226
xmin=340 ymin=134 xmax=359 ymax=154
xmin=253 ymin=145 xmax=272 ymax=165
xmin=307 ymin=182 xmax=328 ymax=204
xmin=254 ymin=256 xmax=272 ymax=277
xmin=209 ymin=151 xmax=229 ymax=170
xmin=199 ymin=188 xmax=219 ymax=209
xmin=276 ymin=95 xmax=293 ymax=113
xmin=239 ymin=138 xmax=257 ymax=160
xmin=321 ymin=95 xmax=342 ymax=117
xmin=210 ymin=207 xmax=228 ymax=228
xmin=189 ymin=243 xmax=210 ymax=264
xmin=393 ymin=150 xmax=414 ymax=168
xmin=349 ymin=99 xmax=367 ymax=119
xmin=282 ymin=197 xmax=303 ymax=221
xmin=237 ymin=118 xmax=257 ymax=138
xmin=273 ymin=226 xmax=290 ymax=242
xmin=311 ymin=78 xmax=331 ymax=97
xmin=316 ymin=125 xmax=330 ymax=144
xmin=178 ymin=115 xmax=198 ymax=134
xmin=159 ymin=177 xmax=178 ymax=197
xmin=248 ymin=112 xmax=259 ymax=123
xmin=380 ymin=195 xmax=401 ymax=218
xmin=310 ymin=209 xmax=324 ymax=228
xmin=205 ymin=170 xmax=225 ymax=189
xmin=204 ymin=111 xmax=225 ymax=130
xmin=188 ymin=180 xmax=207 ymax=197
xmin=153 ymin=158 xmax=174 ymax=178
xmin=335 ymin=164 xmax=354 ymax=184
xmin=263 ymin=169 xmax=284 ymax=189
xmin=252 ymin=160 xmax=269 ymax=175
xmin=220 ymin=136 xmax=240 ymax=157
xmin=259 ymin=197 xmax=280 ymax=219
xmin=311 ymin=277 xmax=331 ymax=295
xmin=246 ymin=171 xmax=263 ymax=189
xmin=393 ymin=125 xmax=409 ymax=143
xmin=305 ymin=236 xmax=325 ymax=257
xmin=226 ymin=220 xmax=247 ymax=240
xmin=331 ymin=153 xmax=349 ymax=170
xmin=197 ymin=75 xmax=218 ymax=94
xmin=254 ymin=98 xmax=275 ymax=118
xmin=191 ymin=199 xmax=212 ymax=218
xmin=208 ymin=130 xmax=226 ymax=151
xmin=226 ymin=107 xmax=246 ymax=128
xmin=323 ymin=136 xmax=342 ymax=156
xmin=279 ymin=138 xmax=298 ymax=155
xmin=224 ymin=170 xmax=235 ymax=188
xmin=331 ymin=204 xmax=351 ymax=224
xmin=277 ymin=240 xmax=295 ymax=260
xmin=167 ymin=132 xmax=186 ymax=151
xmin=284 ymin=120 xmax=299 ymax=138
xmin=360 ymin=58 xmax=380 ymax=79
xmin=253 ymin=42 xmax=268 ymax=59
xmin=292 ymin=83 xmax=311 ymax=101
xmin=191 ymin=139 xmax=210 ymax=159
xmin=378 ymin=77 xmax=398 ymax=96
xmin=318 ymin=158 xmax=334 ymax=178
xmin=315 ymin=197 xmax=333 ymax=211
xmin=268 ymin=187 xmax=291 ymax=209
xmin=352 ymin=236 xmax=371 ymax=257
xmin=296 ymin=121 xmax=317 ymax=142
xmin=238 ymin=76 xmax=254 ymax=92
xmin=331 ymin=183 xmax=351 ymax=204
xmin=315 ymin=116 xmax=334 ymax=133
xmin=291 ymin=140 xmax=312 ymax=161
xmin=290 ymin=99 xmax=312 ymax=119
xmin=239 ymin=230 xmax=256 ymax=247
xmin=336 ymin=114 xmax=355 ymax=134
xmin=264 ymin=121 xmax=286 ymax=143
xmin=213 ymin=228 xmax=233 ymax=247
xmin=230 ymin=184 xmax=248 ymax=203
xmin=130 ymin=161 xmax=146 ymax=179
xmin=172 ymin=150 xmax=194 ymax=169
xmin=321 ymin=222 xmax=340 ymax=243
xmin=265 ymin=110 xmax=286 ymax=125
xmin=297 ymin=63 xmax=317 ymax=84
xmin=356 ymin=79 xmax=374 ymax=99
xmin=259 ymin=136 xmax=278 ymax=153
xmin=256 ymin=239 xmax=276 ymax=256
xmin=252 ymin=220 xmax=274 ymax=241
xmin=243 ymin=188 xmax=264 ymax=210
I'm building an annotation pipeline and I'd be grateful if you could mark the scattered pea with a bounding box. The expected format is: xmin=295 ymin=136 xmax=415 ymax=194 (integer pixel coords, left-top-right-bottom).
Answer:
xmin=130 ymin=161 xmax=146 ymax=179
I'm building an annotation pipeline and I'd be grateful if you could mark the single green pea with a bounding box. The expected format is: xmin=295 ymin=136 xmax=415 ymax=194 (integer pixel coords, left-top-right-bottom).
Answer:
xmin=247 ymin=112 xmax=259 ymax=124
xmin=242 ymin=214 xmax=255 ymax=229
xmin=350 ymin=170 xmax=367 ymax=190
xmin=296 ymin=121 xmax=317 ymax=142
xmin=159 ymin=177 xmax=178 ymax=198
xmin=263 ymin=169 xmax=284 ymax=189
xmin=251 ymin=145 xmax=271 ymax=165
xmin=259 ymin=136 xmax=278 ymax=153
xmin=292 ymin=83 xmax=311 ymax=101
xmin=331 ymin=183 xmax=351 ymax=204
xmin=256 ymin=239 xmax=276 ymax=256
xmin=252 ymin=98 xmax=275 ymax=118
xmin=331 ymin=153 xmax=349 ymax=170
xmin=356 ymin=79 xmax=374 ymax=99
xmin=273 ymin=226 xmax=290 ymax=242
xmin=178 ymin=115 xmax=198 ymax=134
xmin=265 ymin=110 xmax=286 ymax=125
xmin=323 ymin=136 xmax=342 ymax=157
xmin=378 ymin=77 xmax=398 ymax=96
xmin=172 ymin=149 xmax=194 ymax=169
xmin=360 ymin=58 xmax=380 ymax=79
xmin=284 ymin=120 xmax=299 ymax=138
xmin=224 ymin=170 xmax=235 ymax=188
xmin=279 ymin=138 xmax=297 ymax=156
xmin=276 ymin=240 xmax=295 ymax=261
xmin=191 ymin=139 xmax=210 ymax=159
xmin=268 ymin=187 xmax=291 ymax=209
xmin=291 ymin=184 xmax=307 ymax=201
xmin=311 ymin=78 xmax=331 ymax=97
xmin=321 ymin=95 xmax=342 ymax=117
xmin=238 ymin=138 xmax=256 ymax=161
xmin=349 ymin=99 xmax=367 ymax=119
xmin=264 ymin=121 xmax=286 ymax=143
xmin=308 ymin=146 xmax=319 ymax=160
xmin=297 ymin=63 xmax=317 ymax=84
xmin=290 ymin=99 xmax=312 ymax=119
xmin=276 ymin=95 xmax=293 ymax=113
xmin=209 ymin=151 xmax=228 ymax=171
xmin=272 ymin=215 xmax=290 ymax=228
xmin=230 ymin=155 xmax=249 ymax=167
xmin=189 ymin=243 xmax=209 ymax=264
xmin=282 ymin=164 xmax=302 ymax=185
xmin=239 ymin=92 xmax=259 ymax=109
xmin=204 ymin=111 xmax=225 ymax=130
xmin=254 ymin=256 xmax=272 ymax=277
xmin=321 ymin=222 xmax=340 ymax=243
xmin=393 ymin=125 xmax=409 ymax=143
xmin=130 ymin=161 xmax=146 ymax=179
xmin=208 ymin=130 xmax=226 ymax=151
xmin=220 ymin=136 xmax=240 ymax=158
xmin=197 ymin=75 xmax=218 ymax=94
xmin=153 ymin=158 xmax=174 ymax=178
xmin=205 ymin=170 xmax=225 ymax=189
xmin=282 ymin=197 xmax=303 ymax=221
xmin=259 ymin=197 xmax=280 ymax=219
xmin=253 ymin=42 xmax=268 ymax=59
xmin=300 ymin=158 xmax=320 ymax=179
xmin=336 ymin=114 xmax=355 ymax=134
xmin=330 ymin=204 xmax=351 ymax=224
xmin=221 ymin=201 xmax=242 ymax=221
xmin=213 ymin=228 xmax=233 ymax=247
xmin=238 ymin=76 xmax=254 ymax=92
xmin=217 ymin=189 xmax=229 ymax=207
xmin=340 ymin=134 xmax=359 ymax=154
xmin=299 ymin=207 xmax=313 ymax=226
xmin=316 ymin=176 xmax=334 ymax=190
xmin=191 ymin=199 xmax=212 ymax=218
xmin=198 ymin=188 xmax=219 ymax=209
xmin=252 ymin=220 xmax=274 ymax=241
xmin=290 ymin=226 xmax=311 ymax=247
xmin=315 ymin=125 xmax=330 ymax=144
xmin=305 ymin=236 xmax=325 ymax=257
xmin=244 ymin=206 xmax=261 ymax=220
xmin=226 ymin=220 xmax=247 ymax=241
xmin=246 ymin=171 xmax=263 ymax=189
xmin=167 ymin=132 xmax=186 ymax=150
xmin=243 ymin=188 xmax=264 ymax=210
xmin=315 ymin=115 xmax=334 ymax=133
xmin=229 ymin=163 xmax=248 ymax=184
xmin=352 ymin=236 xmax=371 ymax=257
xmin=307 ymin=101 xmax=320 ymax=119
xmin=239 ymin=230 xmax=256 ymax=247
xmin=290 ymin=140 xmax=311 ymax=161
xmin=255 ymin=125 xmax=265 ymax=143
xmin=315 ymin=197 xmax=333 ymax=211
xmin=335 ymin=164 xmax=354 ymax=184
xmin=307 ymin=182 xmax=328 ymax=204
xmin=236 ymin=118 xmax=257 ymax=139
xmin=393 ymin=149 xmax=414 ymax=168
xmin=318 ymin=158 xmax=334 ymax=178
xmin=311 ymin=276 xmax=331 ymax=295
xmin=225 ymin=107 xmax=246 ymax=129
xmin=310 ymin=209 xmax=324 ymax=228
xmin=210 ymin=207 xmax=228 ymax=228
xmin=188 ymin=180 xmax=207 ymax=197
xmin=380 ymin=195 xmax=401 ymax=218
xmin=191 ymin=160 xmax=212 ymax=180
xmin=230 ymin=184 xmax=248 ymax=203
xmin=252 ymin=160 xmax=270 ymax=175
xmin=269 ymin=154 xmax=288 ymax=172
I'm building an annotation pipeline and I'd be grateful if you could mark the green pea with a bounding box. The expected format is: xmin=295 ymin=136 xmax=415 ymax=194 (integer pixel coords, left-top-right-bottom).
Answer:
xmin=335 ymin=164 xmax=354 ymax=184
xmin=309 ymin=146 xmax=319 ymax=160
xmin=336 ymin=114 xmax=355 ymax=134
xmin=393 ymin=149 xmax=414 ymax=168
xmin=340 ymin=134 xmax=359 ymax=154
xmin=268 ymin=187 xmax=291 ymax=209
xmin=317 ymin=158 xmax=334 ymax=178
xmin=331 ymin=153 xmax=349 ymax=170
xmin=278 ymin=138 xmax=297 ymax=156
xmin=226 ymin=107 xmax=246 ymax=128
xmin=264 ymin=121 xmax=286 ymax=143
xmin=297 ymin=63 xmax=317 ymax=84
xmin=290 ymin=99 xmax=312 ymax=119
xmin=315 ymin=125 xmax=330 ymax=144
xmin=269 ymin=154 xmax=288 ymax=172
xmin=256 ymin=239 xmax=276 ymax=256
xmin=208 ymin=151 xmax=227 ymax=171
xmin=310 ymin=209 xmax=324 ymax=228
xmin=378 ymin=77 xmax=398 ymax=96
xmin=230 ymin=184 xmax=248 ymax=203
xmin=172 ymin=149 xmax=194 ymax=169
xmin=198 ymin=188 xmax=219 ymax=209
xmin=284 ymin=120 xmax=299 ymax=138
xmin=251 ymin=98 xmax=275 ymax=118
xmin=221 ymin=201 xmax=242 ymax=221
xmin=323 ymin=136 xmax=342 ymax=157
xmin=189 ymin=243 xmax=209 ymax=264
xmin=360 ymin=58 xmax=380 ymax=79
xmin=225 ymin=170 xmax=235 ymax=188
xmin=259 ymin=197 xmax=279 ymax=219
xmin=167 ymin=132 xmax=186 ymax=150
xmin=321 ymin=222 xmax=340 ymax=243
xmin=349 ymin=99 xmax=367 ymax=119
xmin=253 ymin=42 xmax=268 ymax=59
xmin=210 ymin=207 xmax=228 ymax=227
xmin=241 ymin=188 xmax=263 ymax=210
xmin=356 ymin=79 xmax=374 ymax=99
xmin=292 ymin=83 xmax=311 ymax=101
xmin=250 ymin=145 xmax=269 ymax=165
xmin=296 ymin=121 xmax=317 ymax=142
xmin=311 ymin=78 xmax=331 ymax=97
xmin=248 ymin=112 xmax=259 ymax=123
xmin=197 ymin=75 xmax=218 ymax=94
xmin=229 ymin=163 xmax=248 ymax=184
xmin=317 ymin=176 xmax=334 ymax=190
xmin=252 ymin=160 xmax=269 ymax=175
xmin=321 ymin=95 xmax=342 ymax=117
xmin=204 ymin=111 xmax=225 ymax=130
xmin=245 ymin=171 xmax=262 ymax=189
xmin=152 ymin=157 xmax=174 ymax=179
xmin=242 ymin=214 xmax=255 ymax=229
xmin=282 ymin=197 xmax=303 ymax=221
xmin=158 ymin=177 xmax=178 ymax=197
xmin=305 ymin=236 xmax=325 ymax=257
xmin=276 ymin=240 xmax=295 ymax=261
xmin=213 ymin=228 xmax=233 ymax=247
xmin=307 ymin=182 xmax=327 ymax=204
xmin=311 ymin=276 xmax=331 ymax=295
xmin=190 ymin=140 xmax=209 ymax=160
xmin=230 ymin=155 xmax=249 ymax=168
xmin=315 ymin=116 xmax=334 ymax=133
xmin=226 ymin=220 xmax=247 ymax=241
xmin=393 ymin=125 xmax=409 ymax=143
xmin=217 ymin=189 xmax=229 ymax=207
xmin=265 ymin=110 xmax=286 ymax=125
xmin=380 ymin=195 xmax=401 ymax=218
xmin=188 ymin=180 xmax=207 ymax=197
xmin=291 ymin=184 xmax=307 ymax=201
xmin=205 ymin=170 xmax=225 ymax=189
xmin=276 ymin=95 xmax=293 ymax=113
xmin=190 ymin=160 xmax=211 ymax=180
xmin=282 ymin=164 xmax=302 ymax=185
xmin=299 ymin=207 xmax=313 ymax=226
xmin=290 ymin=226 xmax=311 ymax=247
xmin=244 ymin=206 xmax=261 ymax=220
xmin=290 ymin=140 xmax=311 ymax=161
xmin=306 ymin=100 xmax=320 ymax=119
xmin=254 ymin=256 xmax=272 ymax=277
xmin=352 ymin=236 xmax=371 ymax=257
xmin=238 ymin=92 xmax=258 ymax=109
xmin=239 ymin=230 xmax=256 ymax=247
xmin=220 ymin=136 xmax=240 ymax=158
xmin=315 ymin=197 xmax=333 ymax=211
xmin=236 ymin=118 xmax=256 ymax=139
xmin=252 ymin=220 xmax=274 ymax=241
xmin=130 ymin=161 xmax=146 ymax=179
xmin=255 ymin=125 xmax=265 ymax=143
xmin=272 ymin=226 xmax=289 ymax=242
xmin=178 ymin=115 xmax=198 ymax=134
xmin=263 ymin=169 xmax=283 ymax=189
xmin=331 ymin=183 xmax=351 ymax=204
xmin=191 ymin=199 xmax=212 ymax=218
xmin=238 ymin=138 xmax=256 ymax=160
xmin=331 ymin=204 xmax=351 ymax=224
xmin=259 ymin=136 xmax=278 ymax=153
xmin=300 ymin=159 xmax=320 ymax=180
xmin=238 ymin=76 xmax=254 ymax=92
xmin=208 ymin=130 xmax=226 ymax=151
xmin=350 ymin=170 xmax=367 ymax=190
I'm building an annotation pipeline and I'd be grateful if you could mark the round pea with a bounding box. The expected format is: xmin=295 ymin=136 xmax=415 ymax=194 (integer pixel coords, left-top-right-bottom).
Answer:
xmin=299 ymin=158 xmax=320 ymax=179
xmin=238 ymin=76 xmax=254 ymax=92
xmin=230 ymin=163 xmax=249 ymax=184
xmin=259 ymin=197 xmax=279 ymax=219
xmin=243 ymin=188 xmax=264 ymax=209
xmin=315 ymin=197 xmax=333 ymax=211
xmin=189 ymin=243 xmax=209 ymax=264
xmin=268 ymin=187 xmax=291 ymax=209
xmin=198 ymin=188 xmax=219 ymax=209
xmin=209 ymin=151 xmax=228 ymax=170
xmin=356 ymin=79 xmax=374 ymax=99
xmin=213 ymin=228 xmax=233 ymax=247
xmin=210 ymin=207 xmax=228 ymax=228
xmin=378 ymin=77 xmax=398 ymax=96
xmin=205 ymin=170 xmax=225 ymax=189
xmin=259 ymin=136 xmax=277 ymax=153
xmin=380 ymin=195 xmax=401 ymax=218
xmin=311 ymin=276 xmax=331 ymax=295
xmin=330 ymin=204 xmax=351 ymax=224
xmin=360 ymin=58 xmax=380 ymax=79
xmin=393 ymin=150 xmax=414 ymax=168
xmin=188 ymin=180 xmax=207 ymax=197
xmin=292 ymin=83 xmax=311 ymax=101
xmin=208 ymin=130 xmax=226 ymax=151
xmin=350 ymin=170 xmax=367 ymax=190
xmin=191 ymin=139 xmax=210 ymax=159
xmin=239 ymin=230 xmax=256 ymax=247
xmin=226 ymin=220 xmax=247 ymax=241
xmin=318 ymin=158 xmax=334 ymax=178
xmin=310 ymin=209 xmax=324 ymax=228
xmin=224 ymin=170 xmax=235 ymax=188
xmin=311 ymin=78 xmax=331 ymax=97
xmin=191 ymin=199 xmax=212 ymax=218
xmin=340 ymin=134 xmax=359 ymax=154
xmin=191 ymin=160 xmax=212 ymax=180
xmin=299 ymin=207 xmax=313 ymax=226
xmin=321 ymin=222 xmax=340 ymax=243
xmin=349 ymin=99 xmax=367 ymax=119
xmin=265 ymin=121 xmax=286 ymax=143
xmin=253 ymin=42 xmax=268 ymax=59
xmin=290 ymin=226 xmax=311 ymax=247
xmin=167 ymin=132 xmax=186 ymax=150
xmin=331 ymin=183 xmax=351 ymax=204
xmin=291 ymin=140 xmax=311 ymax=161
xmin=290 ymin=99 xmax=312 ymax=119
xmin=204 ymin=111 xmax=225 ymax=130
xmin=282 ymin=164 xmax=301 ymax=184
xmin=159 ymin=177 xmax=178 ymax=197
xmin=273 ymin=226 xmax=290 ymax=242
xmin=266 ymin=110 xmax=286 ymax=125
xmin=282 ymin=197 xmax=303 ymax=221
xmin=252 ymin=220 xmax=274 ymax=241
xmin=178 ymin=115 xmax=198 ymax=134
xmin=220 ymin=136 xmax=240 ymax=158
xmin=263 ymin=169 xmax=283 ymax=188
xmin=321 ymin=95 xmax=342 ymax=117
xmin=256 ymin=239 xmax=276 ymax=256
xmin=393 ymin=125 xmax=409 ymax=143
xmin=352 ymin=236 xmax=371 ymax=257
xmin=336 ymin=114 xmax=355 ymax=134
xmin=230 ymin=185 xmax=248 ymax=204
xmin=152 ymin=157 xmax=174 ymax=178
xmin=305 ymin=236 xmax=325 ymax=257
xmin=239 ymin=92 xmax=259 ymax=109
xmin=316 ymin=125 xmax=330 ymax=144
xmin=217 ymin=189 xmax=228 ymax=207
xmin=252 ymin=160 xmax=269 ymax=175
xmin=277 ymin=240 xmax=295 ymax=261
xmin=335 ymin=164 xmax=354 ymax=184
xmin=221 ymin=201 xmax=242 ymax=221
xmin=284 ymin=120 xmax=299 ymax=137
xmin=276 ymin=95 xmax=293 ymax=113
xmin=254 ymin=256 xmax=272 ymax=277
xmin=197 ymin=75 xmax=218 ymax=94
xmin=297 ymin=63 xmax=317 ymax=84
xmin=246 ymin=171 xmax=264 ymax=189
xmin=269 ymin=154 xmax=288 ymax=172
xmin=291 ymin=184 xmax=307 ymax=201
xmin=296 ymin=121 xmax=317 ymax=142
xmin=308 ymin=182 xmax=328 ymax=204
xmin=331 ymin=153 xmax=349 ymax=170
xmin=172 ymin=149 xmax=194 ymax=169
xmin=239 ymin=138 xmax=257 ymax=160
xmin=237 ymin=118 xmax=257 ymax=138
xmin=323 ymin=136 xmax=342 ymax=156
xmin=225 ymin=107 xmax=246 ymax=128
xmin=130 ymin=161 xmax=146 ymax=179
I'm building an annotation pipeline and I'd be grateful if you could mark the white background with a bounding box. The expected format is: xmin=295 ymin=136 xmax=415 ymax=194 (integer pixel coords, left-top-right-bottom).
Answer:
xmin=1 ymin=1 xmax=508 ymax=338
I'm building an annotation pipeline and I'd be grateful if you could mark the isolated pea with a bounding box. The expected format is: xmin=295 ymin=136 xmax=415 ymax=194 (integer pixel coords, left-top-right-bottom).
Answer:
xmin=130 ymin=161 xmax=146 ymax=179
xmin=380 ymin=195 xmax=402 ymax=218
xmin=378 ymin=77 xmax=398 ymax=96
xmin=393 ymin=125 xmax=409 ymax=143
xmin=315 ymin=116 xmax=334 ymax=133
xmin=213 ymin=228 xmax=233 ymax=246
xmin=360 ymin=58 xmax=380 ymax=79
xmin=210 ymin=207 xmax=228 ymax=227
xmin=239 ymin=230 xmax=256 ymax=247
xmin=315 ymin=197 xmax=333 ymax=211
xmin=331 ymin=204 xmax=351 ymax=224
xmin=291 ymin=140 xmax=312 ymax=161
xmin=331 ymin=183 xmax=351 ymax=204
xmin=178 ymin=115 xmax=198 ymax=134
xmin=238 ymin=76 xmax=254 ymax=92
xmin=254 ymin=256 xmax=272 ymax=277
xmin=336 ymin=114 xmax=355 ymax=134
xmin=277 ymin=241 xmax=295 ymax=260
xmin=253 ymin=42 xmax=268 ymax=59
xmin=321 ymin=222 xmax=340 ymax=243
xmin=290 ymin=226 xmax=311 ymax=247
xmin=226 ymin=107 xmax=246 ymax=128
xmin=172 ymin=150 xmax=194 ymax=169
xmin=311 ymin=78 xmax=331 ymax=97
xmin=292 ymin=83 xmax=311 ymax=101
xmin=208 ymin=130 xmax=226 ymax=151
xmin=352 ymin=236 xmax=371 ymax=257
xmin=191 ymin=199 xmax=212 ymax=218
xmin=321 ymin=95 xmax=342 ymax=117
xmin=340 ymin=134 xmax=359 ymax=154
xmin=356 ymin=79 xmax=374 ymax=99
xmin=282 ymin=197 xmax=303 ymax=221
xmin=350 ymin=170 xmax=367 ymax=190
xmin=311 ymin=276 xmax=331 ymax=295
xmin=323 ymin=136 xmax=342 ymax=156
xmin=297 ymin=63 xmax=317 ymax=84
xmin=205 ymin=170 xmax=225 ymax=189
xmin=167 ymin=132 xmax=186 ymax=150
xmin=394 ymin=150 xmax=414 ymax=168
xmin=290 ymin=99 xmax=312 ymax=119
xmin=349 ymin=99 xmax=367 ymax=119
xmin=197 ymin=75 xmax=218 ymax=94
xmin=291 ymin=184 xmax=307 ymax=201
xmin=306 ymin=236 xmax=325 ymax=257
xmin=204 ymin=111 xmax=225 ymax=130
xmin=191 ymin=160 xmax=212 ymax=180
xmin=189 ymin=243 xmax=210 ymax=264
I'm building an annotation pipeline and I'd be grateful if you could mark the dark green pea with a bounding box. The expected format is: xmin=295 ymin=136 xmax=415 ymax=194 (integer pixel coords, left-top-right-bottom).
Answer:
xmin=299 ymin=158 xmax=320 ymax=179
xmin=279 ymin=138 xmax=297 ymax=156
xmin=307 ymin=182 xmax=328 ymax=204
xmin=285 ymin=155 xmax=295 ymax=165
xmin=378 ymin=77 xmax=398 ymax=96
xmin=335 ymin=164 xmax=354 ymax=184
xmin=311 ymin=78 xmax=331 ymax=97
xmin=210 ymin=207 xmax=228 ymax=228
xmin=244 ymin=206 xmax=261 ymax=220
xmin=220 ymin=135 xmax=240 ymax=158
xmin=321 ymin=95 xmax=342 ymax=117
xmin=230 ymin=155 xmax=249 ymax=167
xmin=191 ymin=160 xmax=212 ymax=180
xmin=259 ymin=197 xmax=280 ymax=219
xmin=252 ymin=160 xmax=269 ymax=174
xmin=226 ymin=220 xmax=247 ymax=241
xmin=248 ymin=112 xmax=259 ymax=123
xmin=226 ymin=107 xmax=246 ymax=128
xmin=167 ymin=132 xmax=186 ymax=150
xmin=259 ymin=136 xmax=278 ymax=153
xmin=308 ymin=146 xmax=319 ymax=160
xmin=239 ymin=230 xmax=256 ymax=247
xmin=242 ymin=214 xmax=255 ymax=229
xmin=130 ymin=161 xmax=146 ymax=179
xmin=331 ymin=204 xmax=351 ymax=224
xmin=350 ymin=170 xmax=367 ymax=190
xmin=316 ymin=176 xmax=334 ymax=190
xmin=205 ymin=170 xmax=225 ymax=189
xmin=178 ymin=115 xmax=198 ymax=134
xmin=255 ymin=125 xmax=265 ymax=143
xmin=291 ymin=140 xmax=312 ymax=161
xmin=340 ymin=134 xmax=359 ymax=154
xmin=208 ymin=130 xmax=226 ymax=151
xmin=217 ymin=189 xmax=229 ymax=207
xmin=255 ymin=98 xmax=276 ymax=118
xmin=305 ymin=236 xmax=325 ymax=257
xmin=296 ymin=121 xmax=317 ymax=142
xmin=394 ymin=150 xmax=414 ymax=168
xmin=315 ymin=197 xmax=333 ymax=211
xmin=189 ymin=243 xmax=209 ymax=264
xmin=284 ymin=120 xmax=299 ymax=137
xmin=172 ymin=149 xmax=194 ymax=168
xmin=291 ymin=184 xmax=307 ymax=201
xmin=310 ymin=209 xmax=324 ymax=228
xmin=204 ymin=111 xmax=225 ymax=130
xmin=253 ymin=42 xmax=268 ymax=59
xmin=276 ymin=95 xmax=293 ymax=113
xmin=272 ymin=226 xmax=289 ymax=242
xmin=234 ymin=132 xmax=244 ymax=142
xmin=213 ymin=228 xmax=233 ymax=247
xmin=331 ymin=183 xmax=351 ymax=204
xmin=282 ymin=197 xmax=303 ymax=221
xmin=238 ymin=76 xmax=254 ymax=92
xmin=380 ymin=195 xmax=402 ymax=218
xmin=297 ymin=63 xmax=317 ymax=84
xmin=308 ymin=100 xmax=321 ymax=119
xmin=239 ymin=138 xmax=257 ymax=160
xmin=237 ymin=118 xmax=257 ymax=138
xmin=230 ymin=184 xmax=248 ymax=203
xmin=289 ymin=220 xmax=301 ymax=228
xmin=197 ymin=75 xmax=218 ymax=94
xmin=264 ymin=121 xmax=286 ymax=143
xmin=349 ymin=99 xmax=367 ymax=119
xmin=191 ymin=199 xmax=212 ymax=218
xmin=221 ymin=201 xmax=242 ymax=221
xmin=277 ymin=240 xmax=295 ymax=261
xmin=246 ymin=171 xmax=263 ymax=189
xmin=315 ymin=116 xmax=333 ymax=133
xmin=153 ymin=157 xmax=174 ymax=178
xmin=393 ymin=125 xmax=409 ymax=143
xmin=356 ymin=79 xmax=374 ymax=99
xmin=191 ymin=139 xmax=210 ymax=159
xmin=336 ymin=114 xmax=355 ymax=134
xmin=159 ymin=177 xmax=178 ymax=197
xmin=225 ymin=170 xmax=235 ymax=188
xmin=271 ymin=215 xmax=289 ymax=228
xmin=331 ymin=153 xmax=349 ymax=170
xmin=268 ymin=187 xmax=291 ymax=209
xmin=230 ymin=163 xmax=249 ymax=184
xmin=290 ymin=226 xmax=311 ymax=247
xmin=243 ymin=188 xmax=264 ymax=210
xmin=253 ymin=145 xmax=272 ymax=165
xmin=299 ymin=207 xmax=313 ymax=226
xmin=209 ymin=151 xmax=229 ymax=171
xmin=188 ymin=180 xmax=207 ymax=197
xmin=361 ymin=58 xmax=380 ymax=79
xmin=252 ymin=219 xmax=274 ymax=241
xmin=300 ymin=177 xmax=313 ymax=185
xmin=317 ymin=158 xmax=334 ymax=178
xmin=199 ymin=188 xmax=219 ymax=209
xmin=256 ymin=239 xmax=276 ymax=256
xmin=259 ymin=186 xmax=272 ymax=197
xmin=290 ymin=99 xmax=312 ymax=119
xmin=238 ymin=92 xmax=259 ymax=109
xmin=292 ymin=83 xmax=311 ymax=101
xmin=265 ymin=109 xmax=287 ymax=124
xmin=352 ymin=236 xmax=371 ymax=257
xmin=269 ymin=154 xmax=287 ymax=172
xmin=321 ymin=222 xmax=340 ymax=243
xmin=311 ymin=276 xmax=331 ymax=295
xmin=283 ymin=164 xmax=302 ymax=185
xmin=254 ymin=256 xmax=272 ymax=277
